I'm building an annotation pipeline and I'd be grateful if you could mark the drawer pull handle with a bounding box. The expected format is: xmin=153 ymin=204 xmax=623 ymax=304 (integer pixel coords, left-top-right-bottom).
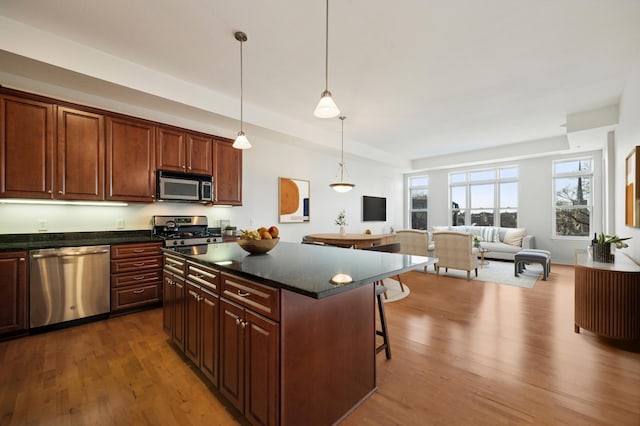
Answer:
xmin=134 ymin=276 xmax=145 ymax=280
xmin=235 ymin=318 xmax=241 ymax=325
xmin=133 ymin=289 xmax=145 ymax=294
xmin=133 ymin=262 xmax=145 ymax=267
xmin=237 ymin=290 xmax=250 ymax=297
xmin=133 ymin=249 xmax=145 ymax=253
xmin=240 ymin=321 xmax=246 ymax=329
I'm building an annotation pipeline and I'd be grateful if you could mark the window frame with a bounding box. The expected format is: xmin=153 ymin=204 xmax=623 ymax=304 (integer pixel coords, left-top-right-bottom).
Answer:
xmin=408 ymin=175 xmax=428 ymax=230
xmin=449 ymin=166 xmax=519 ymax=227
xmin=552 ymin=157 xmax=593 ymax=240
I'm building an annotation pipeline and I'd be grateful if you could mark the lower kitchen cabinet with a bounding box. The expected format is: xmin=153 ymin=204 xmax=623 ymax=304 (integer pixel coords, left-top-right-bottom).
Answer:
xmin=110 ymin=242 xmax=163 ymax=313
xmin=0 ymin=251 xmax=28 ymax=339
xmin=220 ymin=298 xmax=279 ymax=426
xmin=163 ymin=252 xmax=186 ymax=350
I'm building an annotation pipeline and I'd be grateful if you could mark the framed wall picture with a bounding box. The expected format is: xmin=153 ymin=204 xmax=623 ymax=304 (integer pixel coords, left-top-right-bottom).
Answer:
xmin=626 ymin=147 xmax=640 ymax=227
xmin=279 ymin=177 xmax=310 ymax=223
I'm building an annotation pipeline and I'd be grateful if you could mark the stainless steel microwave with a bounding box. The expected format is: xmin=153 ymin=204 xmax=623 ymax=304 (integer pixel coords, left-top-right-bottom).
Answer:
xmin=156 ymin=170 xmax=213 ymax=203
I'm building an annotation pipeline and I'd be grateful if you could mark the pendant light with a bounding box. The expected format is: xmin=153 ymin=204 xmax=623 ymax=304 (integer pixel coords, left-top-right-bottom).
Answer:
xmin=233 ymin=31 xmax=251 ymax=149
xmin=314 ymin=0 xmax=340 ymax=118
xmin=330 ymin=116 xmax=355 ymax=192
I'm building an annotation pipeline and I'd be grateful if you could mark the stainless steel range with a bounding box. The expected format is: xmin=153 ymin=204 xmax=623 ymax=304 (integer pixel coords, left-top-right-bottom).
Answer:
xmin=152 ymin=215 xmax=223 ymax=247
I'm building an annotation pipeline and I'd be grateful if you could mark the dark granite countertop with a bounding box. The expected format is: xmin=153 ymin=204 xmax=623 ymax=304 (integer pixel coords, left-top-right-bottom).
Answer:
xmin=0 ymin=230 xmax=161 ymax=252
xmin=166 ymin=241 xmax=436 ymax=299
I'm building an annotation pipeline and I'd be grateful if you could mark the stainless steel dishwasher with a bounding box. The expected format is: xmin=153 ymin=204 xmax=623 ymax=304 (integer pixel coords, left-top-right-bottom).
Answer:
xmin=29 ymin=245 xmax=111 ymax=328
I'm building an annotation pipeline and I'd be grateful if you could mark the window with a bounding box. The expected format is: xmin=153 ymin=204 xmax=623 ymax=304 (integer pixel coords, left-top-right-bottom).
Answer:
xmin=409 ymin=175 xmax=428 ymax=229
xmin=449 ymin=166 xmax=518 ymax=227
xmin=553 ymin=158 xmax=592 ymax=238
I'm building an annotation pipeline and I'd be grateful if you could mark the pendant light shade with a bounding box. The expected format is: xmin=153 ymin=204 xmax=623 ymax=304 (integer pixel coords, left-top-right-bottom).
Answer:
xmin=314 ymin=0 xmax=340 ymax=118
xmin=330 ymin=116 xmax=355 ymax=192
xmin=233 ymin=31 xmax=251 ymax=150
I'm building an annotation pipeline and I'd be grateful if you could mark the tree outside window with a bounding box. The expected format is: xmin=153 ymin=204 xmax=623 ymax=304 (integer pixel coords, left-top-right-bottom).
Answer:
xmin=409 ymin=176 xmax=428 ymax=229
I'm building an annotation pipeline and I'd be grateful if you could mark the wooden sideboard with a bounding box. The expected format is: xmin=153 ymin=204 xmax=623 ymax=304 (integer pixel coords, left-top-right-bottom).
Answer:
xmin=574 ymin=249 xmax=640 ymax=340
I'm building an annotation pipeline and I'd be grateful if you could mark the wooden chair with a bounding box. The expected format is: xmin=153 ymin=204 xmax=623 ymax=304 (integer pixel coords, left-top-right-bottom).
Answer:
xmin=361 ymin=242 xmax=405 ymax=297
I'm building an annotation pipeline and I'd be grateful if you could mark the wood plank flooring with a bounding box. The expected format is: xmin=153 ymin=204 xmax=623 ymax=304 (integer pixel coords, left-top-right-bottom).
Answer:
xmin=1 ymin=263 xmax=639 ymax=425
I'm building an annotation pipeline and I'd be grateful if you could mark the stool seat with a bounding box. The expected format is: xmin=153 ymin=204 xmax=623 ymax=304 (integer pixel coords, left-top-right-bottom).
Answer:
xmin=515 ymin=249 xmax=551 ymax=280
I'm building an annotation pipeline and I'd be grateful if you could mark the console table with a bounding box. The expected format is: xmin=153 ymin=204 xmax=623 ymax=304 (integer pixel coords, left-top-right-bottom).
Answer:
xmin=305 ymin=233 xmax=396 ymax=249
xmin=574 ymin=249 xmax=640 ymax=340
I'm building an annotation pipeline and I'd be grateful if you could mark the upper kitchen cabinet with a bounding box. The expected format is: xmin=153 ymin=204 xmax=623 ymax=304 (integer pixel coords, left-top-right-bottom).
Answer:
xmin=106 ymin=116 xmax=156 ymax=202
xmin=0 ymin=94 xmax=55 ymax=198
xmin=57 ymin=107 xmax=105 ymax=200
xmin=213 ymin=137 xmax=242 ymax=206
xmin=156 ymin=126 xmax=213 ymax=176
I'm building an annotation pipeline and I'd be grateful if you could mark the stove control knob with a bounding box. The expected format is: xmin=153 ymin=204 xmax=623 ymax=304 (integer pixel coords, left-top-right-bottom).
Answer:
xmin=207 ymin=238 xmax=211 ymax=243
xmin=180 ymin=240 xmax=185 ymax=245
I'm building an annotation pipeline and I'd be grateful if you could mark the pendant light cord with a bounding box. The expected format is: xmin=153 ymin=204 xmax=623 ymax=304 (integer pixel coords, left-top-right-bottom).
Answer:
xmin=324 ymin=0 xmax=329 ymax=92
xmin=340 ymin=115 xmax=345 ymax=180
xmin=240 ymin=38 xmax=244 ymax=132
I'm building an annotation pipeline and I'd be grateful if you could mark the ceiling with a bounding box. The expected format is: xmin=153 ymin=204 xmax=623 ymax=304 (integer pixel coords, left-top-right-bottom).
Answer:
xmin=1 ymin=0 xmax=640 ymax=170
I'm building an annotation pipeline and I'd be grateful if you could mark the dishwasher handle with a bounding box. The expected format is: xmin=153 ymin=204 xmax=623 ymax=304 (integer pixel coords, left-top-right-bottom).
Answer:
xmin=32 ymin=249 xmax=110 ymax=259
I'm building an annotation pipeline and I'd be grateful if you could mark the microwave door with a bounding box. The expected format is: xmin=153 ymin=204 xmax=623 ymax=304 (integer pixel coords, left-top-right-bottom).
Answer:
xmin=160 ymin=177 xmax=200 ymax=201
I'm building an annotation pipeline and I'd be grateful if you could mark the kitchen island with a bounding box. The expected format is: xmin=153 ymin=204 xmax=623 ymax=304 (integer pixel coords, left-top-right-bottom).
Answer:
xmin=163 ymin=241 xmax=435 ymax=426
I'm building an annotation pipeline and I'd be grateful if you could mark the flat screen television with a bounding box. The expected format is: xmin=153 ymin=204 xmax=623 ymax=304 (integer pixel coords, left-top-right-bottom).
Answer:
xmin=362 ymin=195 xmax=387 ymax=222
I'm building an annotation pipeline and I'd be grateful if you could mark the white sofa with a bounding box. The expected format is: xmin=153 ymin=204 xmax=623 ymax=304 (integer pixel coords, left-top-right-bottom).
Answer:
xmin=430 ymin=225 xmax=535 ymax=261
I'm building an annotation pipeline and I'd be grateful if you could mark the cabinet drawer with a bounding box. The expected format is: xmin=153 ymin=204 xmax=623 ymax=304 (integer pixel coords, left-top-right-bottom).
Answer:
xmin=164 ymin=253 xmax=186 ymax=275
xmin=111 ymin=255 xmax=162 ymax=274
xmin=111 ymin=242 xmax=163 ymax=259
xmin=111 ymin=269 xmax=162 ymax=288
xmin=221 ymin=273 xmax=279 ymax=321
xmin=111 ymin=283 xmax=161 ymax=311
xmin=187 ymin=261 xmax=220 ymax=293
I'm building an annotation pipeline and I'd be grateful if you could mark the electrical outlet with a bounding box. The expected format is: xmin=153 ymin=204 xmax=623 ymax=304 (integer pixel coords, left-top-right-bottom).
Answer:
xmin=37 ymin=219 xmax=48 ymax=231
xmin=116 ymin=219 xmax=125 ymax=229
xmin=249 ymin=218 xmax=254 ymax=227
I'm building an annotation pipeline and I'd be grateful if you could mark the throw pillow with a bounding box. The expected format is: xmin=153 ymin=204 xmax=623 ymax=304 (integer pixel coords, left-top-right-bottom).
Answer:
xmin=504 ymin=228 xmax=527 ymax=246
xmin=479 ymin=227 xmax=500 ymax=242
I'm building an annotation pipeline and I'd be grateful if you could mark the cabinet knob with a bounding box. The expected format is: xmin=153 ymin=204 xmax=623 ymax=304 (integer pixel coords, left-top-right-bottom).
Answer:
xmin=241 ymin=321 xmax=247 ymax=329
xmin=58 ymin=190 xmax=64 ymax=194
xmin=19 ymin=258 xmax=25 ymax=261
xmin=235 ymin=318 xmax=241 ymax=326
xmin=47 ymin=190 xmax=52 ymax=194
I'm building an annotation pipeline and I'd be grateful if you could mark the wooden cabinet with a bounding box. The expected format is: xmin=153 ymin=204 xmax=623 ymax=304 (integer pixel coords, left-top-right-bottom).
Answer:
xmin=0 ymin=251 xmax=28 ymax=339
xmin=0 ymin=94 xmax=55 ymax=198
xmin=106 ymin=116 xmax=156 ymax=202
xmin=163 ymin=252 xmax=186 ymax=350
xmin=57 ymin=107 xmax=105 ymax=200
xmin=185 ymin=261 xmax=220 ymax=385
xmin=110 ymin=242 xmax=163 ymax=313
xmin=156 ymin=126 xmax=213 ymax=175
xmin=213 ymin=137 xmax=243 ymax=206
xmin=220 ymin=273 xmax=279 ymax=426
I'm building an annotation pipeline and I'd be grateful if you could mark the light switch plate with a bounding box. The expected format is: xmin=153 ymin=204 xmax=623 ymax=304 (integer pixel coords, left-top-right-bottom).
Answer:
xmin=116 ymin=219 xmax=125 ymax=229
xmin=37 ymin=219 xmax=48 ymax=231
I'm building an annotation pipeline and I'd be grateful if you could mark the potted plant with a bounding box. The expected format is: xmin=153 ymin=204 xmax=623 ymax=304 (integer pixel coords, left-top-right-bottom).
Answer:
xmin=592 ymin=233 xmax=631 ymax=263
xmin=335 ymin=210 xmax=347 ymax=236
xmin=473 ymin=236 xmax=481 ymax=248
xmin=224 ymin=225 xmax=237 ymax=236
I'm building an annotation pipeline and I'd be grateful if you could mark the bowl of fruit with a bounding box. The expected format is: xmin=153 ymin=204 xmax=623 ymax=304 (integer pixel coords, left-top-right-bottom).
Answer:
xmin=237 ymin=226 xmax=280 ymax=254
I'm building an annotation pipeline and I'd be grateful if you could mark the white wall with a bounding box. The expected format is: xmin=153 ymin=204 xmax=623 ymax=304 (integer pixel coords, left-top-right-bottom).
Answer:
xmin=615 ymin=49 xmax=640 ymax=262
xmin=0 ymin=86 xmax=403 ymax=243
xmin=406 ymin=149 xmax=604 ymax=265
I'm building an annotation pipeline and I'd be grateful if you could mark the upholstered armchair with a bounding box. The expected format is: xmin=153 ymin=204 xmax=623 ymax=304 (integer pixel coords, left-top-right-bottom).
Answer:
xmin=433 ymin=231 xmax=478 ymax=280
xmin=394 ymin=229 xmax=435 ymax=272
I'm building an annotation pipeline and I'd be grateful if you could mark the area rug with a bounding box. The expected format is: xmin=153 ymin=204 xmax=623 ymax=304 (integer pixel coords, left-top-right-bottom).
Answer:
xmin=424 ymin=259 xmax=543 ymax=288
xmin=379 ymin=278 xmax=410 ymax=302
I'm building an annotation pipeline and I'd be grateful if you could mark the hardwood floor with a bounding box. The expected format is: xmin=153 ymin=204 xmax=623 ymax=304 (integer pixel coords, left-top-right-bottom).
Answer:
xmin=1 ymin=264 xmax=639 ymax=425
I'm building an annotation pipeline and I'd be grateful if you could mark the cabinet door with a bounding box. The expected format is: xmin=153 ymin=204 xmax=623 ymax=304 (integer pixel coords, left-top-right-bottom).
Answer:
xmin=245 ymin=310 xmax=279 ymax=426
xmin=0 ymin=252 xmax=28 ymax=337
xmin=200 ymin=286 xmax=220 ymax=386
xmin=213 ymin=138 xmax=242 ymax=205
xmin=0 ymin=95 xmax=54 ymax=198
xmin=172 ymin=274 xmax=186 ymax=351
xmin=185 ymin=281 xmax=201 ymax=366
xmin=220 ymin=298 xmax=245 ymax=412
xmin=57 ymin=107 xmax=105 ymax=200
xmin=106 ymin=116 xmax=155 ymax=202
xmin=187 ymin=133 xmax=213 ymax=175
xmin=156 ymin=126 xmax=185 ymax=172
xmin=162 ymin=271 xmax=174 ymax=336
